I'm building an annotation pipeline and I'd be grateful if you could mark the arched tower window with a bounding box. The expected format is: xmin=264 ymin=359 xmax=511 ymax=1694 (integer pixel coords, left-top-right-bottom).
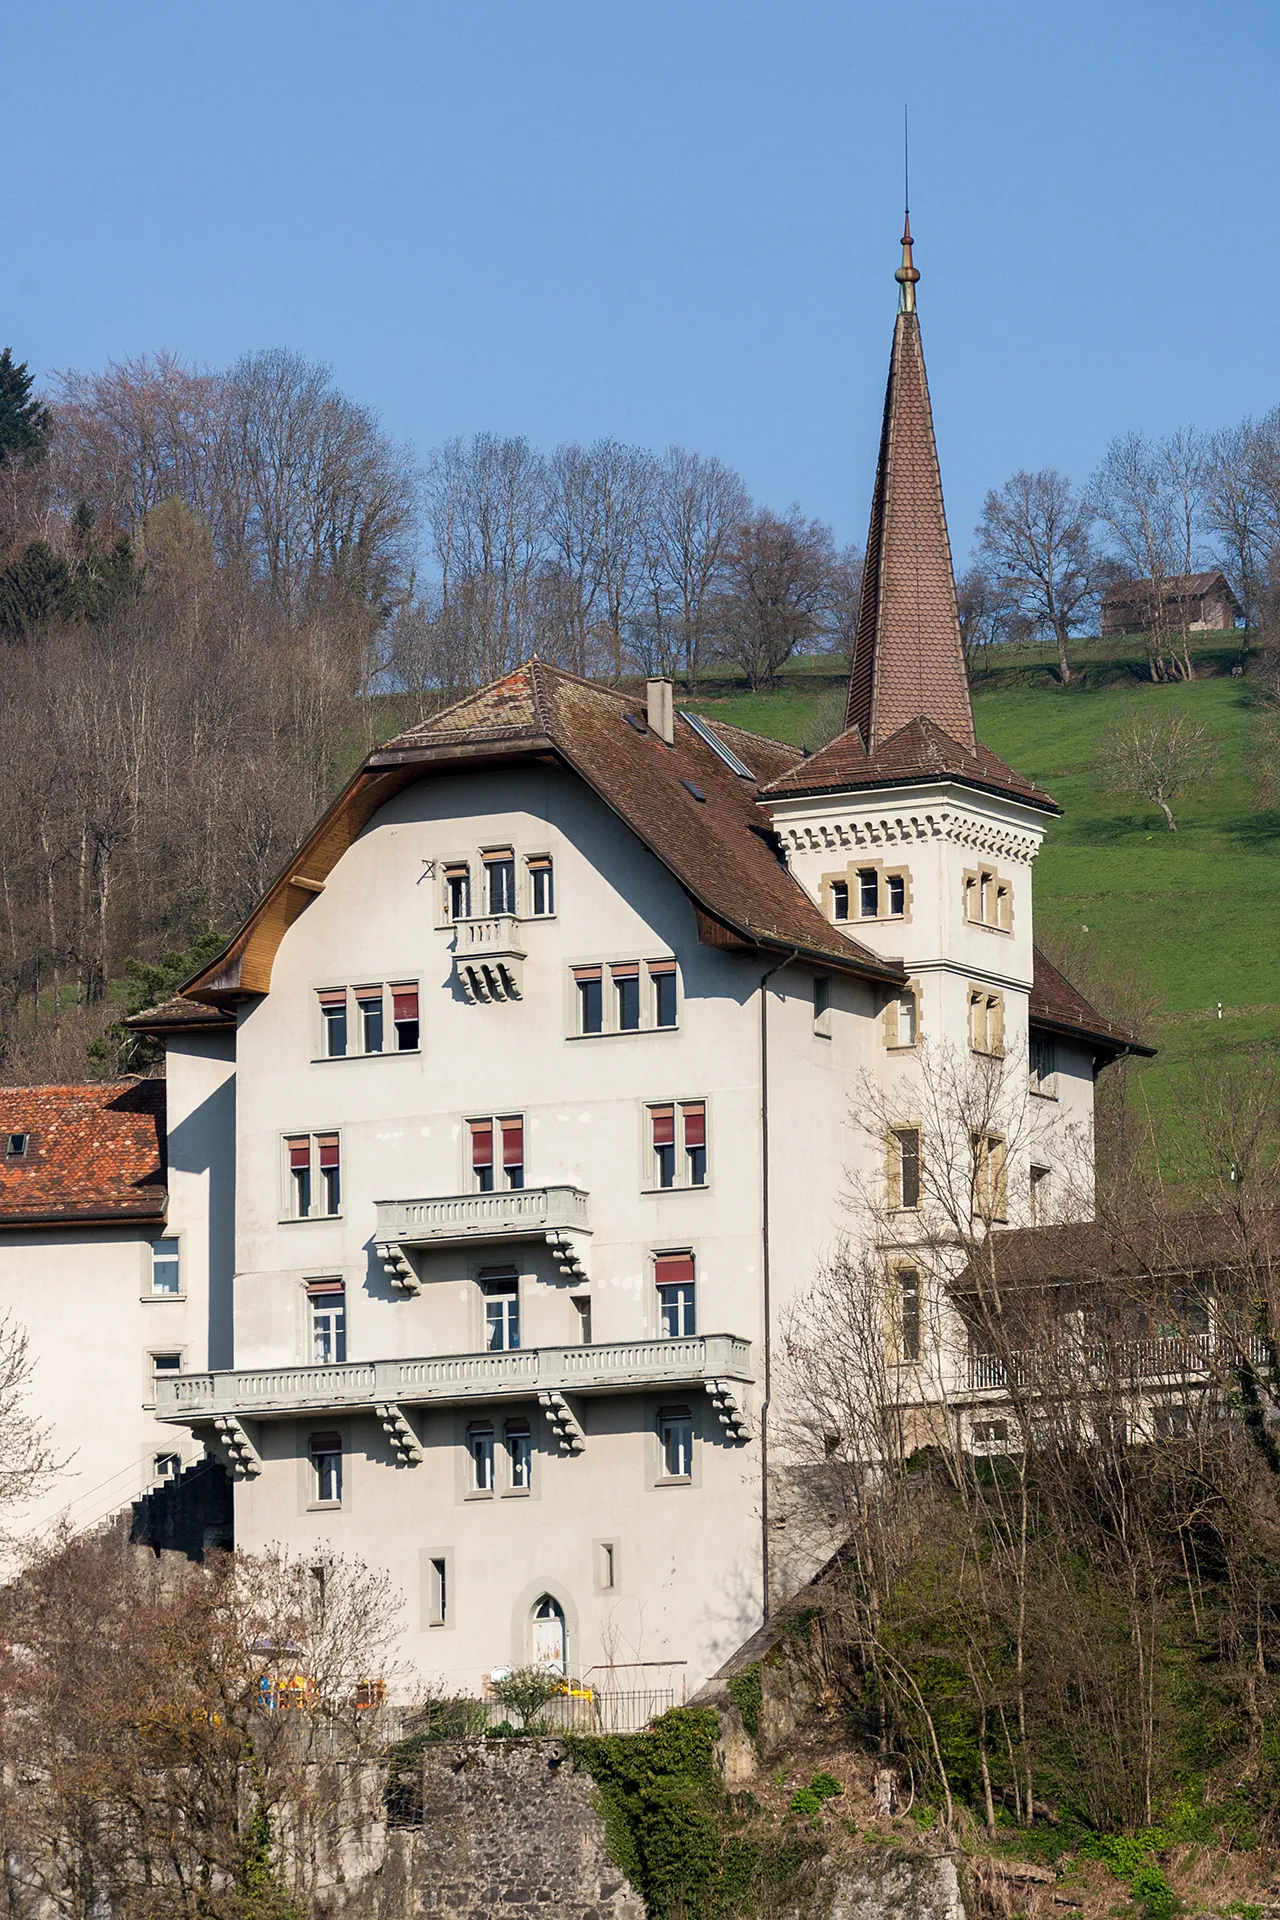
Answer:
xmin=531 ymin=1594 xmax=567 ymax=1675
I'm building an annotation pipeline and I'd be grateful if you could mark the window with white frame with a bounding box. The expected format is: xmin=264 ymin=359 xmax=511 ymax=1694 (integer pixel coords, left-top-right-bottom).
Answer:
xmin=968 ymin=987 xmax=1005 ymax=1055
xmin=647 ymin=1102 xmax=707 ymax=1189
xmin=1029 ymin=1031 xmax=1057 ymax=1097
xmin=572 ymin=959 xmax=679 ymax=1037
xmin=315 ymin=984 xmax=419 ymax=1058
xmin=468 ymin=1115 xmax=524 ymax=1192
xmin=655 ymin=1252 xmax=696 ymax=1337
xmin=151 ymin=1351 xmax=181 ymax=1399
xmin=484 ymin=848 xmax=516 ymax=916
xmin=505 ymin=1418 xmax=532 ymax=1491
xmin=659 ymin=1406 xmax=694 ymax=1481
xmin=150 ymin=1236 xmax=180 ymax=1296
xmin=889 ymin=1126 xmax=922 ymax=1210
xmin=482 ymin=1269 xmax=520 ymax=1351
xmin=285 ymin=1133 xmax=341 ymax=1218
xmin=445 ymin=862 xmax=471 ymax=921
xmin=310 ymin=1431 xmax=342 ymax=1505
xmin=468 ymin=1422 xmax=495 ymax=1492
xmin=527 ymin=854 xmax=555 ymax=916
xmin=308 ymin=1281 xmax=346 ymax=1363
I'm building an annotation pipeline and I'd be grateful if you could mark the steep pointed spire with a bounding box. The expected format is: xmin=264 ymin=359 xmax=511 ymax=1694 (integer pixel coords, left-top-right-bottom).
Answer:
xmin=844 ymin=219 xmax=975 ymax=753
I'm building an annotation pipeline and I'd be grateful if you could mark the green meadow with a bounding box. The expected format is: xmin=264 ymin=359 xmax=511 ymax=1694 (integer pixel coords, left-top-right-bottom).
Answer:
xmin=681 ymin=639 xmax=1280 ymax=1152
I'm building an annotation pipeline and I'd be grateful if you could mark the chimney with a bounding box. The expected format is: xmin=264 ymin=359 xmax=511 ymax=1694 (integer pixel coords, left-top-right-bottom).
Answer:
xmin=646 ymin=677 xmax=674 ymax=746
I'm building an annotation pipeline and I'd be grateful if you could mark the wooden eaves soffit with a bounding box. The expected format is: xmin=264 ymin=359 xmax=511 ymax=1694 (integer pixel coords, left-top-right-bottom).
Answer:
xmin=181 ymin=662 xmax=907 ymax=1008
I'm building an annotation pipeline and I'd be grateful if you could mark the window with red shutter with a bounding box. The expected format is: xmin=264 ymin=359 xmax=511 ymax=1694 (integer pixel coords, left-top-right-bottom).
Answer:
xmin=391 ymin=984 xmax=419 ymax=1051
xmin=651 ymin=1105 xmax=676 ymax=1188
xmin=681 ymin=1103 xmax=707 ymax=1186
xmin=317 ymin=1134 xmax=340 ymax=1215
xmin=655 ymin=1252 xmax=696 ymax=1337
xmin=470 ymin=1120 xmax=494 ymax=1193
xmin=318 ymin=990 xmax=348 ymax=1058
xmin=287 ymin=1137 xmax=312 ymax=1217
xmin=500 ymin=1116 xmax=524 ymax=1190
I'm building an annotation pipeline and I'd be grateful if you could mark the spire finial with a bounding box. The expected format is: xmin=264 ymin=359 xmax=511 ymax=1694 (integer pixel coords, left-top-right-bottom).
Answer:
xmin=895 ymin=106 xmax=919 ymax=312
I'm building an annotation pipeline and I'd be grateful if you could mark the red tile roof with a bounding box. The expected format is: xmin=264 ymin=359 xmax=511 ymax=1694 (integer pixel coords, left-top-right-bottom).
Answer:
xmin=762 ymin=714 xmax=1058 ymax=812
xmin=1029 ymin=948 xmax=1151 ymax=1059
xmin=0 ymin=1080 xmax=166 ymax=1227
xmin=845 ymin=304 xmax=975 ymax=753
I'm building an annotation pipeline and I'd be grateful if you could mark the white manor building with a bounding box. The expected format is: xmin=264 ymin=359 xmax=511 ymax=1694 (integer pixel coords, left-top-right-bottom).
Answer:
xmin=0 ymin=226 xmax=1141 ymax=1698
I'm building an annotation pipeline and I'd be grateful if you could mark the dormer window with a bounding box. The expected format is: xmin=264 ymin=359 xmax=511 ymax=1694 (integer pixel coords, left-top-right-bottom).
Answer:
xmin=6 ymin=1132 xmax=29 ymax=1158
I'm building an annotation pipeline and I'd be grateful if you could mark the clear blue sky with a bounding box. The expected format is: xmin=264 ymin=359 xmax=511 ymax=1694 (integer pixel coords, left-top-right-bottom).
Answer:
xmin=5 ymin=1 xmax=1278 ymax=563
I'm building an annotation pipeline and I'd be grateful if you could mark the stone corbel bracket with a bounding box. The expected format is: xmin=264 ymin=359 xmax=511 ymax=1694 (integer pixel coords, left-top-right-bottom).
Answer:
xmin=375 ymin=1241 xmax=421 ymax=1294
xmin=705 ymin=1379 xmax=752 ymax=1444
xmin=456 ymin=958 xmax=522 ymax=1003
xmin=374 ymin=1402 xmax=424 ymax=1466
xmin=538 ymin=1389 xmax=585 ymax=1454
xmin=545 ymin=1230 xmax=588 ymax=1283
xmin=210 ymin=1413 xmax=262 ymax=1478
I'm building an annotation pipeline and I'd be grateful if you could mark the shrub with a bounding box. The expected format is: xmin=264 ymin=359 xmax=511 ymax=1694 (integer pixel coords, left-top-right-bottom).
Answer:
xmin=488 ymin=1666 xmax=561 ymax=1731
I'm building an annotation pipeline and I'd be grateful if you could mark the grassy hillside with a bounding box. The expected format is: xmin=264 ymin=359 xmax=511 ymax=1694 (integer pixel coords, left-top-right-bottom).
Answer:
xmin=681 ymin=638 xmax=1280 ymax=1152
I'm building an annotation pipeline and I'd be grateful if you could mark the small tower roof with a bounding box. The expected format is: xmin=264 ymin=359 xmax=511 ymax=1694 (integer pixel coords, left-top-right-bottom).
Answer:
xmin=844 ymin=217 xmax=975 ymax=753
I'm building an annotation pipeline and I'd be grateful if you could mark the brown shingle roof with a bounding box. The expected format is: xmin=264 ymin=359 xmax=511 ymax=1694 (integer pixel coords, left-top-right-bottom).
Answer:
xmin=1028 ymin=948 xmax=1152 ymax=1059
xmin=845 ymin=300 xmax=975 ymax=753
xmin=762 ymin=713 xmax=1058 ymax=811
xmin=1103 ymin=569 xmax=1239 ymax=608
xmin=0 ymin=1080 xmax=166 ymax=1227
xmin=960 ymin=1207 xmax=1276 ymax=1294
xmin=125 ymin=996 xmax=236 ymax=1035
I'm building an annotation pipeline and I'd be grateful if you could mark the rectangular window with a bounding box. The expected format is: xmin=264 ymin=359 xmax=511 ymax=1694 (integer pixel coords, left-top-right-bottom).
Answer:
xmin=505 ymin=1419 xmax=532 ymax=1490
xmin=656 ymin=1253 xmax=696 ymax=1338
xmin=428 ymin=1555 xmax=448 ymax=1625
xmin=813 ymin=974 xmax=831 ymax=1037
xmin=892 ymin=1127 xmax=921 ymax=1210
xmin=501 ymin=1115 xmax=524 ymax=1190
xmin=308 ymin=1282 xmax=346 ymax=1364
xmin=311 ymin=1431 xmax=342 ymax=1505
xmin=887 ymin=873 xmax=906 ymax=917
xmin=470 ymin=1119 xmax=495 ymax=1193
xmin=650 ymin=960 xmax=677 ymax=1028
xmin=6 ymin=1132 xmax=29 ymax=1158
xmin=597 ymin=1540 xmax=617 ymax=1591
xmin=318 ymin=990 xmax=348 ymax=1058
xmin=150 ymin=1236 xmax=180 ymax=1296
xmin=614 ymin=962 xmax=641 ymax=1031
xmin=528 ymin=855 xmax=554 ymax=916
xmin=483 ymin=1271 xmax=520 ymax=1351
xmin=469 ymin=1424 xmax=495 ymax=1492
xmin=894 ymin=990 xmax=917 ymax=1046
xmin=897 ymin=1268 xmax=921 ymax=1363
xmin=151 ymin=1351 xmax=181 ymax=1398
xmin=317 ymin=1134 xmax=341 ymax=1214
xmin=287 ymin=1137 xmax=312 ymax=1218
xmin=446 ymin=863 xmax=471 ymax=921
xmin=858 ymin=868 xmax=879 ymax=917
xmin=660 ymin=1408 xmax=693 ymax=1481
xmin=1029 ymin=1032 xmax=1056 ymax=1096
xmin=1029 ymin=1163 xmax=1050 ymax=1226
xmin=682 ymin=1102 xmax=706 ymax=1185
xmin=651 ymin=1104 xmax=676 ymax=1188
xmin=830 ymin=879 xmax=849 ymax=921
xmin=392 ymin=984 xmax=419 ymax=1051
xmin=154 ymin=1451 xmax=181 ymax=1482
xmin=968 ymin=988 xmax=1004 ymax=1055
xmin=972 ymin=1132 xmax=1008 ymax=1222
xmin=356 ymin=989 xmax=384 ymax=1054
xmin=485 ymin=850 xmax=516 ymax=916
xmin=965 ymin=866 xmax=1010 ymax=930
xmin=575 ymin=966 xmax=603 ymax=1035
xmin=572 ymin=1294 xmax=593 ymax=1344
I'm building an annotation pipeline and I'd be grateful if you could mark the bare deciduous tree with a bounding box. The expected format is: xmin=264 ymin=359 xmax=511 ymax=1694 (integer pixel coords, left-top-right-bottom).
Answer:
xmin=1098 ymin=709 xmax=1208 ymax=831
xmin=717 ymin=507 xmax=836 ymax=689
xmin=975 ymin=469 xmax=1098 ymax=684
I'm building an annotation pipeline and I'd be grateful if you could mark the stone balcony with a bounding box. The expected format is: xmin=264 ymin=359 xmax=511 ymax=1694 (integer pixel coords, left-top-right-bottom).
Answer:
xmin=451 ymin=914 xmax=525 ymax=1002
xmin=374 ymin=1185 xmax=590 ymax=1290
xmin=155 ymin=1333 xmax=755 ymax=1474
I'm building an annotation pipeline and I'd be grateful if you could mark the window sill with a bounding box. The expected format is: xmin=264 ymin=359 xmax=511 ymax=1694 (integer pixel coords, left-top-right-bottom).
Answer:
xmin=311 ymin=1049 xmax=420 ymax=1064
xmin=834 ymin=916 xmax=909 ymax=929
xmin=965 ymin=921 xmax=1014 ymax=936
xmin=1029 ymin=1087 xmax=1059 ymax=1102
xmin=279 ymin=1214 xmax=343 ymax=1225
xmin=641 ymin=1183 xmax=710 ymax=1196
xmin=143 ymin=1292 xmax=187 ymax=1303
xmin=307 ymin=1501 xmax=343 ymax=1514
xmin=501 ymin=1488 xmax=531 ymax=1500
xmin=464 ymin=1489 xmax=495 ymax=1502
xmin=567 ymin=1026 xmax=679 ymax=1042
xmin=884 ymin=1042 xmax=919 ymax=1054
xmin=655 ymin=1476 xmax=693 ymax=1489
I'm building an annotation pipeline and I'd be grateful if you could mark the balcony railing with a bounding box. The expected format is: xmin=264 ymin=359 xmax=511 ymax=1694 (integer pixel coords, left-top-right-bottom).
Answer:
xmin=155 ymin=1333 xmax=753 ymax=1423
xmin=451 ymin=915 xmax=525 ymax=1002
xmin=376 ymin=1185 xmax=589 ymax=1249
xmin=966 ymin=1331 xmax=1269 ymax=1393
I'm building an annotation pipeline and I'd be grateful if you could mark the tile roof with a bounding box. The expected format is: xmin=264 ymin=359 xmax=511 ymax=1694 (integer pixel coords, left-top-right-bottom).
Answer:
xmin=845 ymin=303 xmax=975 ymax=753
xmin=0 ymin=1079 xmax=166 ymax=1227
xmin=125 ymin=996 xmax=236 ymax=1035
xmin=960 ymin=1207 xmax=1275 ymax=1294
xmin=1028 ymin=947 xmax=1151 ymax=1059
xmin=373 ymin=661 xmax=904 ymax=982
xmin=1103 ymin=569 xmax=1238 ymax=606
xmin=761 ymin=713 xmax=1058 ymax=811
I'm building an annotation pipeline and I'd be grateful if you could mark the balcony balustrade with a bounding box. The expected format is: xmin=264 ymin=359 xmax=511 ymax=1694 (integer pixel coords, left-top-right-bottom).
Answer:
xmin=155 ymin=1332 xmax=753 ymax=1425
xmin=965 ymin=1331 xmax=1266 ymax=1394
xmin=375 ymin=1185 xmax=591 ymax=1291
xmin=451 ymin=915 xmax=525 ymax=1002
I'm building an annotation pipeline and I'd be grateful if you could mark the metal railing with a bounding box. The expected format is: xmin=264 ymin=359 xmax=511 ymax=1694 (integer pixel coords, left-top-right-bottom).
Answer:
xmin=155 ymin=1332 xmax=753 ymax=1422
xmin=966 ymin=1331 xmax=1271 ymax=1393
xmin=376 ymin=1185 xmax=589 ymax=1246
